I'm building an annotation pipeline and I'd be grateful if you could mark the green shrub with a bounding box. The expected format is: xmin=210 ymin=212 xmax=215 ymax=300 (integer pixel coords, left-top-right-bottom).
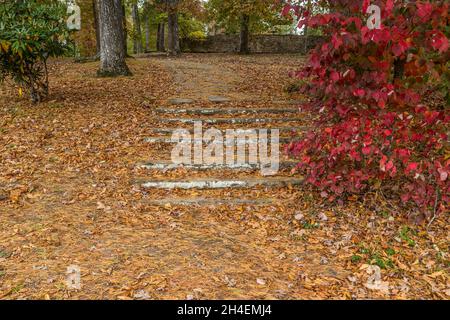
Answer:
xmin=187 ymin=31 xmax=207 ymax=41
xmin=0 ymin=0 xmax=72 ymax=103
xmin=179 ymin=15 xmax=206 ymax=40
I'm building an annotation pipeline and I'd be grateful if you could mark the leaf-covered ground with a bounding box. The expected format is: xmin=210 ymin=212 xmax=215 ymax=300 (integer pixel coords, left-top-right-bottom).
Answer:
xmin=0 ymin=54 xmax=448 ymax=299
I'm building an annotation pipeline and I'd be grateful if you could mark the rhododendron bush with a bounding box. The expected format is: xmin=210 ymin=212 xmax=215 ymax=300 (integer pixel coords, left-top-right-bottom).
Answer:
xmin=282 ymin=0 xmax=449 ymax=221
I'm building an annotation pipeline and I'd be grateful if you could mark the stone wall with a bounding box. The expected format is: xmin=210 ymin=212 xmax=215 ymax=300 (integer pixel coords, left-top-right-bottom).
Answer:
xmin=181 ymin=35 xmax=324 ymax=54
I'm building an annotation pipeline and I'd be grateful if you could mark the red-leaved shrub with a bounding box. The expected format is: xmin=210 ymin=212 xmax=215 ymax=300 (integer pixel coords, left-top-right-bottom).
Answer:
xmin=283 ymin=0 xmax=449 ymax=221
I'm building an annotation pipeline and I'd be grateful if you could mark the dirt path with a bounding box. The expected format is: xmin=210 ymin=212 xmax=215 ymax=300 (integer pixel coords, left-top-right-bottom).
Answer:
xmin=154 ymin=53 xmax=303 ymax=103
xmin=0 ymin=55 xmax=447 ymax=300
xmin=157 ymin=58 xmax=241 ymax=101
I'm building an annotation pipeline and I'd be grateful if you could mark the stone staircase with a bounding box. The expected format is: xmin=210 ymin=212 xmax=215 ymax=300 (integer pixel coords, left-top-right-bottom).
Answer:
xmin=134 ymin=98 xmax=307 ymax=206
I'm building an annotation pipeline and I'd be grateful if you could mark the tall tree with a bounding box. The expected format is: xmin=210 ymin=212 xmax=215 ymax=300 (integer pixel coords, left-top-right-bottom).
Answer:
xmin=131 ymin=0 xmax=143 ymax=54
xmin=142 ymin=1 xmax=156 ymax=52
xmin=157 ymin=22 xmax=166 ymax=51
xmin=165 ymin=0 xmax=181 ymax=55
xmin=153 ymin=0 xmax=203 ymax=54
xmin=93 ymin=0 xmax=101 ymax=55
xmin=167 ymin=9 xmax=180 ymax=55
xmin=206 ymin=0 xmax=287 ymax=54
xmin=155 ymin=0 xmax=180 ymax=55
xmin=239 ymin=13 xmax=250 ymax=54
xmin=98 ymin=0 xmax=131 ymax=76
xmin=144 ymin=13 xmax=150 ymax=52
xmin=122 ymin=2 xmax=128 ymax=55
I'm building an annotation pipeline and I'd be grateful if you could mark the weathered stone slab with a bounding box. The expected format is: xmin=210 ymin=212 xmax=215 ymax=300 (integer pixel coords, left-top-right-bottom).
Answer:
xmin=272 ymin=100 xmax=304 ymax=105
xmin=160 ymin=118 xmax=305 ymax=125
xmin=168 ymin=98 xmax=194 ymax=105
xmin=208 ymin=96 xmax=231 ymax=103
xmin=138 ymin=160 xmax=297 ymax=171
xmin=145 ymin=197 xmax=275 ymax=206
xmin=147 ymin=127 xmax=308 ymax=134
xmin=139 ymin=177 xmax=303 ymax=189
xmin=144 ymin=136 xmax=291 ymax=144
xmin=154 ymin=107 xmax=299 ymax=115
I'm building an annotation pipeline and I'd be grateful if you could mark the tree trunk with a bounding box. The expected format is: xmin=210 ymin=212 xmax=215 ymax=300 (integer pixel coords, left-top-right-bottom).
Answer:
xmin=145 ymin=14 xmax=150 ymax=52
xmin=303 ymin=0 xmax=311 ymax=53
xmin=303 ymin=25 xmax=309 ymax=53
xmin=122 ymin=3 xmax=128 ymax=56
xmin=239 ymin=14 xmax=250 ymax=54
xmin=167 ymin=12 xmax=180 ymax=56
xmin=157 ymin=23 xmax=166 ymax=52
xmin=98 ymin=0 xmax=131 ymax=76
xmin=161 ymin=23 xmax=166 ymax=52
xmin=131 ymin=1 xmax=142 ymax=54
xmin=156 ymin=23 xmax=161 ymax=51
xmin=93 ymin=0 xmax=101 ymax=55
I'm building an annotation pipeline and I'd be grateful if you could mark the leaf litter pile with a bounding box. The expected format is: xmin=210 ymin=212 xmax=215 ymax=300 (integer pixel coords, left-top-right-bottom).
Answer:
xmin=0 ymin=54 xmax=448 ymax=299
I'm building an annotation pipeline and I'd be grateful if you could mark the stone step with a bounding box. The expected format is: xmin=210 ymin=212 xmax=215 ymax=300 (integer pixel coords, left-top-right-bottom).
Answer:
xmin=166 ymin=98 xmax=304 ymax=105
xmin=154 ymin=107 xmax=299 ymax=115
xmin=138 ymin=160 xmax=298 ymax=171
xmin=147 ymin=127 xmax=308 ymax=135
xmin=144 ymin=197 xmax=275 ymax=206
xmin=272 ymin=100 xmax=304 ymax=105
xmin=168 ymin=98 xmax=194 ymax=105
xmin=208 ymin=96 xmax=231 ymax=103
xmin=144 ymin=136 xmax=292 ymax=144
xmin=159 ymin=118 xmax=305 ymax=125
xmin=138 ymin=177 xmax=303 ymax=189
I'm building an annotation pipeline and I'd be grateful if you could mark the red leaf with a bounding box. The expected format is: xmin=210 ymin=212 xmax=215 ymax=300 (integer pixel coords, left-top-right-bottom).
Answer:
xmin=392 ymin=40 xmax=410 ymax=57
xmin=401 ymin=193 xmax=410 ymax=202
xmin=385 ymin=0 xmax=394 ymax=15
xmin=430 ymin=31 xmax=449 ymax=53
xmin=417 ymin=2 xmax=433 ymax=20
xmin=386 ymin=160 xmax=394 ymax=171
xmin=353 ymin=88 xmax=365 ymax=97
xmin=438 ymin=168 xmax=448 ymax=181
xmin=362 ymin=146 xmax=372 ymax=155
xmin=331 ymin=34 xmax=343 ymax=49
xmin=362 ymin=0 xmax=370 ymax=13
xmin=406 ymin=162 xmax=419 ymax=172
xmin=330 ymin=71 xmax=340 ymax=82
